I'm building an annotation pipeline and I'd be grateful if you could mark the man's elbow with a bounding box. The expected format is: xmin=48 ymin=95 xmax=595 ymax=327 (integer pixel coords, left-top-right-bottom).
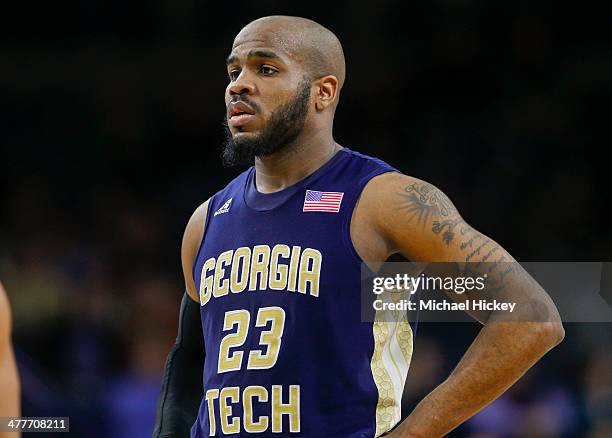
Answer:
xmin=536 ymin=320 xmax=565 ymax=350
xmin=519 ymin=296 xmax=565 ymax=349
xmin=549 ymin=321 xmax=565 ymax=346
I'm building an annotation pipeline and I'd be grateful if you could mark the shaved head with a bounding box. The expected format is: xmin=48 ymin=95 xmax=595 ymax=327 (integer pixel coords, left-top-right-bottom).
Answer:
xmin=234 ymin=16 xmax=346 ymax=89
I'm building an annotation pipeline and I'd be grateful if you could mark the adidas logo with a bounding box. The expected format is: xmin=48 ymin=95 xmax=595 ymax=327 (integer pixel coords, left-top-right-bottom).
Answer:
xmin=214 ymin=198 xmax=233 ymax=216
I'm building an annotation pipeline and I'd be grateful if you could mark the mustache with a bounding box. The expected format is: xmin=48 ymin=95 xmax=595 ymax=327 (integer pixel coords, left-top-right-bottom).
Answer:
xmin=228 ymin=95 xmax=261 ymax=113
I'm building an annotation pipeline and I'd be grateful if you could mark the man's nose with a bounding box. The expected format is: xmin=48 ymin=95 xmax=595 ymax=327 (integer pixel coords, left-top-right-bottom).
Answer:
xmin=228 ymin=71 xmax=256 ymax=96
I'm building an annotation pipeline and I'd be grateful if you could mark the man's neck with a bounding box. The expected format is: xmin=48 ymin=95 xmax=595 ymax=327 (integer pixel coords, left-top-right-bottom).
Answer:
xmin=253 ymin=133 xmax=341 ymax=194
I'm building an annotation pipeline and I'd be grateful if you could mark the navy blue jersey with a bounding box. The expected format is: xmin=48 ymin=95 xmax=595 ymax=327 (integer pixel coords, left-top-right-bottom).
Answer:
xmin=191 ymin=148 xmax=415 ymax=437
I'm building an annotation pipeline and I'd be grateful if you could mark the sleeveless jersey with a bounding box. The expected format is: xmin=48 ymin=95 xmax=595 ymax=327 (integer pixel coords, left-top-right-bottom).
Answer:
xmin=191 ymin=148 xmax=415 ymax=437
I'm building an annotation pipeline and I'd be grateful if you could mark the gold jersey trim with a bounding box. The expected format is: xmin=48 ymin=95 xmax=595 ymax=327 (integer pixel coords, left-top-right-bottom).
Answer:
xmin=370 ymin=304 xmax=414 ymax=437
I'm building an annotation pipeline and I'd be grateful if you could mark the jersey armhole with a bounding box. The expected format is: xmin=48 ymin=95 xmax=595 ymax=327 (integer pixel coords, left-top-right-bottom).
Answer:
xmin=341 ymin=170 xmax=400 ymax=267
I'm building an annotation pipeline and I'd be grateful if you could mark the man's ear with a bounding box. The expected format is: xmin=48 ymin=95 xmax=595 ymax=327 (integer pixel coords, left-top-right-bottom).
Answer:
xmin=314 ymin=75 xmax=339 ymax=111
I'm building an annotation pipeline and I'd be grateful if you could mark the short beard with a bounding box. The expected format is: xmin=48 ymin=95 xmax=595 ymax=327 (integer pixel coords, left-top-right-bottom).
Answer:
xmin=222 ymin=78 xmax=311 ymax=167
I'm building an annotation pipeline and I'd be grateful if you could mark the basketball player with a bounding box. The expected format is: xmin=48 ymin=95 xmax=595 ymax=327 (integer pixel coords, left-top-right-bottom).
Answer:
xmin=0 ymin=282 xmax=20 ymax=438
xmin=154 ymin=16 xmax=564 ymax=437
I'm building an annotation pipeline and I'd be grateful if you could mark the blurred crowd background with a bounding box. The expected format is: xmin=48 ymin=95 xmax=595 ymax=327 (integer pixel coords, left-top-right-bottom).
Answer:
xmin=1 ymin=1 xmax=611 ymax=437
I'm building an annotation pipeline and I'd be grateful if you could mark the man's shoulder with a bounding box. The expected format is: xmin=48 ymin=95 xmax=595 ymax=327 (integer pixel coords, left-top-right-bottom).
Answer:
xmin=180 ymin=167 xmax=252 ymax=274
xmin=358 ymin=171 xmax=452 ymax=223
xmin=362 ymin=171 xmax=444 ymax=200
xmin=181 ymin=199 xmax=212 ymax=299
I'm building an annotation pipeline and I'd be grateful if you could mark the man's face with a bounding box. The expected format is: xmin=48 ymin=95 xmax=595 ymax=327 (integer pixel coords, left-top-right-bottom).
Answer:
xmin=223 ymin=26 xmax=312 ymax=166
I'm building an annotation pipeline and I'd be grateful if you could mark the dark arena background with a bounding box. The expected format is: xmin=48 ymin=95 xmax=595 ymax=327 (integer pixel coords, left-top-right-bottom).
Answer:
xmin=1 ymin=1 xmax=611 ymax=437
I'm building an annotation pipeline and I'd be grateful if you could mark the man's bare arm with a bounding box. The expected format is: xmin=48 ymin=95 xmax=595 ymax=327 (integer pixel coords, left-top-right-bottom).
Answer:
xmin=0 ymin=282 xmax=20 ymax=438
xmin=369 ymin=173 xmax=564 ymax=437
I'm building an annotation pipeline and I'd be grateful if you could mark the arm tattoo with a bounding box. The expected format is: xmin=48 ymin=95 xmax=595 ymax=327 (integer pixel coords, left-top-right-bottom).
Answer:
xmin=458 ymin=226 xmax=520 ymax=295
xmin=432 ymin=219 xmax=463 ymax=245
xmin=398 ymin=182 xmax=463 ymax=244
xmin=398 ymin=182 xmax=457 ymax=225
xmin=395 ymin=181 xmax=533 ymax=302
xmin=397 ymin=182 xmax=526 ymax=299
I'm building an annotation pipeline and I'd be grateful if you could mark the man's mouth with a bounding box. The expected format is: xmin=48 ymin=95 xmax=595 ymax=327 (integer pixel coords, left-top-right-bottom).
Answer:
xmin=228 ymin=101 xmax=257 ymax=128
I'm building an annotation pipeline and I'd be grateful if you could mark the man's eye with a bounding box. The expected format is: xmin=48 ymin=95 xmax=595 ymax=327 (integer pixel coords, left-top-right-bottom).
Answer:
xmin=259 ymin=65 xmax=277 ymax=76
xmin=229 ymin=69 xmax=240 ymax=81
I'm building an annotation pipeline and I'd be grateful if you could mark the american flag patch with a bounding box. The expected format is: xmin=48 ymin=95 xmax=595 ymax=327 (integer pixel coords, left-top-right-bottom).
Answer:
xmin=303 ymin=190 xmax=344 ymax=213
